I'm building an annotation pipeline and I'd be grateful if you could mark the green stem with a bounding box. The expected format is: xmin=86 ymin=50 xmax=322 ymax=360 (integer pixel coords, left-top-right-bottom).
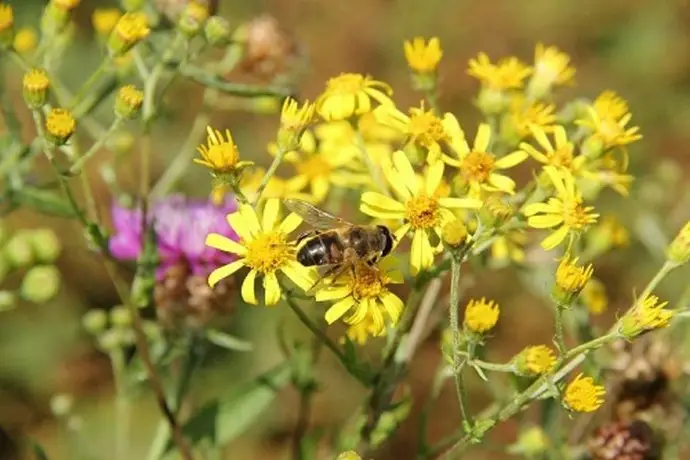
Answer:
xmin=449 ymin=252 xmax=473 ymax=430
xmin=70 ymin=58 xmax=112 ymax=111
xmin=554 ymin=304 xmax=567 ymax=356
xmin=68 ymin=119 xmax=123 ymax=174
xmin=253 ymin=147 xmax=285 ymax=205
xmin=468 ymin=359 xmax=515 ymax=373
xmin=178 ymin=64 xmax=292 ymax=98
xmin=638 ymin=260 xmax=676 ymax=302
xmin=110 ymin=348 xmax=130 ymax=460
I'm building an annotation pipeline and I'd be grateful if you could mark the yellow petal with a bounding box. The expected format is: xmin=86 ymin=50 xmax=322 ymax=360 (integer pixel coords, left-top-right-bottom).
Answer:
xmin=325 ymin=296 xmax=356 ymax=324
xmin=544 ymin=166 xmax=567 ymax=197
xmin=392 ymin=150 xmax=419 ymax=195
xmin=488 ymin=173 xmax=517 ymax=194
xmin=282 ymin=261 xmax=317 ymax=291
xmin=495 ymin=150 xmax=528 ymax=169
xmin=528 ymin=214 xmax=564 ymax=228
xmin=554 ymin=126 xmax=568 ymax=148
xmin=541 ymin=225 xmax=569 ymax=250
xmin=394 ymin=224 xmax=411 ymax=245
xmin=263 ymin=272 xmax=281 ymax=306
xmin=240 ymin=204 xmax=262 ymax=238
xmin=207 ymin=259 xmax=246 ymax=287
xmin=279 ymin=213 xmax=303 ymax=235
xmin=425 ymin=160 xmax=444 ymax=195
xmin=438 ymin=197 xmax=483 ymax=209
xmin=311 ymin=176 xmax=330 ymax=203
xmin=241 ymin=269 xmax=258 ymax=305
xmin=522 ymin=202 xmax=553 ymax=216
xmin=474 ymin=123 xmax=491 ymax=152
xmin=262 ymin=198 xmax=280 ymax=232
xmin=532 ymin=125 xmax=553 ymax=152
xmin=315 ymin=285 xmax=352 ymax=302
xmin=519 ymin=143 xmax=549 ymax=164
xmin=205 ymin=233 xmax=248 ymax=255
xmin=227 ymin=210 xmax=254 ymax=242
xmin=360 ymin=203 xmax=406 ymax=220
xmin=380 ymin=291 xmax=404 ymax=323
xmin=410 ymin=229 xmax=424 ymax=274
xmin=361 ymin=192 xmax=405 ymax=211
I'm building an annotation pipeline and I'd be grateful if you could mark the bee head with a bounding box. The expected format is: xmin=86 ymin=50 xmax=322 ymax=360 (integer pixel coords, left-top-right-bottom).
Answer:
xmin=377 ymin=225 xmax=395 ymax=257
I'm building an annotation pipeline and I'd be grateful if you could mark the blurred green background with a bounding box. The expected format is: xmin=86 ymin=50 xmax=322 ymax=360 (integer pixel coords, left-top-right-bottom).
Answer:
xmin=2 ymin=0 xmax=690 ymax=459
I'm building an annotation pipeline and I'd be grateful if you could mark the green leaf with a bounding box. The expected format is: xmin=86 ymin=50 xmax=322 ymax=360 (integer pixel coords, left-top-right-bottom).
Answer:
xmin=205 ymin=329 xmax=253 ymax=352
xmin=31 ymin=442 xmax=50 ymax=460
xmin=164 ymin=363 xmax=291 ymax=455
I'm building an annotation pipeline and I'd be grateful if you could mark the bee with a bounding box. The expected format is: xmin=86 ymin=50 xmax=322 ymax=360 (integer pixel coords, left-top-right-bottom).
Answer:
xmin=283 ymin=198 xmax=395 ymax=284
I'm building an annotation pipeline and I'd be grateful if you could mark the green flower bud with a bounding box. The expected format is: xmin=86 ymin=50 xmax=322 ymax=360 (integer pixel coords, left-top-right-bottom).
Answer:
xmin=108 ymin=130 xmax=136 ymax=156
xmin=40 ymin=3 xmax=70 ymax=36
xmin=121 ymin=0 xmax=146 ymax=12
xmin=204 ymin=16 xmax=230 ymax=47
xmin=177 ymin=15 xmax=201 ymax=38
xmin=476 ymin=87 xmax=508 ymax=115
xmin=20 ymin=265 xmax=60 ymax=303
xmin=441 ymin=220 xmax=468 ymax=248
xmin=142 ymin=320 xmax=162 ymax=342
xmin=0 ymin=291 xmax=16 ymax=311
xmin=29 ymin=228 xmax=61 ymax=263
xmin=114 ymin=85 xmax=143 ymax=119
xmin=666 ymin=222 xmax=690 ymax=266
xmin=82 ymin=309 xmax=108 ymax=335
xmin=4 ymin=233 xmax=34 ymax=268
xmin=97 ymin=328 xmax=123 ymax=351
xmin=22 ymin=69 xmax=50 ymax=110
xmin=50 ymin=393 xmax=74 ymax=417
xmin=507 ymin=426 xmax=549 ymax=456
xmin=109 ymin=305 xmax=132 ymax=328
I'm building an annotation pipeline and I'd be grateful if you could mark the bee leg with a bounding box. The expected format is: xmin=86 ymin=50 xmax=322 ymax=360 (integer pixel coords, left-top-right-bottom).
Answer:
xmin=296 ymin=230 xmax=319 ymax=245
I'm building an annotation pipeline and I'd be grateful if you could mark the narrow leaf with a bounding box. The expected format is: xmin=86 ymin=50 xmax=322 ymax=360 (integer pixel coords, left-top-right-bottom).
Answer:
xmin=31 ymin=442 xmax=50 ymax=460
xmin=205 ymin=329 xmax=253 ymax=352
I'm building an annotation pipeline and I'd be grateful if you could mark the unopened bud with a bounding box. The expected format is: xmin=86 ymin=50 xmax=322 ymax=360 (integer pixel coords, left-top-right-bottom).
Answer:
xmin=142 ymin=320 xmax=163 ymax=342
xmin=108 ymin=130 xmax=136 ymax=155
xmin=108 ymin=12 xmax=150 ymax=55
xmin=109 ymin=305 xmax=132 ymax=328
xmin=177 ymin=15 xmax=201 ymax=37
xmin=98 ymin=328 xmax=123 ymax=351
xmin=45 ymin=108 xmax=76 ymax=146
xmin=666 ymin=222 xmax=690 ymax=266
xmin=50 ymin=394 xmax=74 ymax=417
xmin=114 ymin=85 xmax=143 ymax=119
xmin=13 ymin=27 xmax=38 ymax=55
xmin=0 ymin=291 xmax=15 ymax=311
xmin=441 ymin=220 xmax=468 ymax=248
xmin=29 ymin=228 xmax=61 ymax=263
xmin=508 ymin=426 xmax=549 ymax=456
xmin=40 ymin=3 xmax=70 ymax=35
xmin=82 ymin=309 xmax=108 ymax=335
xmin=4 ymin=233 xmax=34 ymax=267
xmin=476 ymin=87 xmax=508 ymax=115
xmin=0 ymin=3 xmax=14 ymax=49
xmin=22 ymin=68 xmax=50 ymax=110
xmin=553 ymin=255 xmax=593 ymax=305
xmin=204 ymin=16 xmax=230 ymax=46
xmin=92 ymin=8 xmax=121 ymax=38
xmin=277 ymin=98 xmax=315 ymax=152
xmin=20 ymin=265 xmax=60 ymax=303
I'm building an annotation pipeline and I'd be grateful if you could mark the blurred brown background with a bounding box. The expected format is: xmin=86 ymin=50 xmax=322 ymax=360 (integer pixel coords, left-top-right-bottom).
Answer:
xmin=2 ymin=0 xmax=690 ymax=459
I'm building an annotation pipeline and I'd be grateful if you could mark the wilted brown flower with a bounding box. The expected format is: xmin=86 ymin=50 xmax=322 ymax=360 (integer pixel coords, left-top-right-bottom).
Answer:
xmin=588 ymin=420 xmax=659 ymax=460
xmin=236 ymin=15 xmax=300 ymax=81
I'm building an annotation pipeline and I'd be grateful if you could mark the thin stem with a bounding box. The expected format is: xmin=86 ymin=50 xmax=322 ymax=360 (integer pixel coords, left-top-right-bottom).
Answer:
xmin=554 ymin=304 xmax=567 ymax=356
xmin=449 ymin=252 xmax=473 ymax=430
xmin=253 ymin=148 xmax=285 ymax=206
xmin=423 ymin=88 xmax=441 ymax=115
xmin=110 ymin=348 xmax=130 ymax=460
xmin=467 ymin=359 xmax=515 ymax=373
xmin=70 ymin=59 xmax=112 ymax=111
xmin=291 ymin=387 xmax=314 ymax=460
xmin=638 ymin=260 xmax=676 ymax=302
xmin=68 ymin=119 xmax=123 ymax=174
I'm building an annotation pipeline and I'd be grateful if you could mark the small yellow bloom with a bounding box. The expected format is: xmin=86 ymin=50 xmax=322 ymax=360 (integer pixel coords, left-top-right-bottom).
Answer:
xmin=467 ymin=52 xmax=532 ymax=90
xmin=591 ymin=90 xmax=629 ymax=121
xmin=315 ymin=260 xmax=404 ymax=344
xmin=507 ymin=96 xmax=556 ymax=140
xmin=666 ymin=221 xmax=690 ymax=265
xmin=114 ymin=85 xmax=143 ymax=119
xmin=92 ymin=8 xmax=122 ymax=37
xmin=404 ymin=37 xmax=443 ymax=74
xmin=22 ymin=68 xmax=50 ymax=109
xmin=520 ymin=125 xmax=584 ymax=175
xmin=52 ymin=0 xmax=81 ymax=11
xmin=194 ymin=126 xmax=254 ymax=175
xmin=45 ymin=108 xmax=76 ymax=146
xmin=442 ymin=114 xmax=528 ymax=197
xmin=205 ymin=199 xmax=316 ymax=305
xmin=441 ymin=219 xmax=469 ymax=248
xmin=618 ymin=294 xmax=673 ymax=339
xmin=555 ymin=254 xmax=593 ymax=296
xmin=523 ymin=167 xmax=599 ymax=250
xmin=563 ymin=373 xmax=605 ymax=413
xmin=182 ymin=1 xmax=209 ymax=24
xmin=108 ymin=12 xmax=150 ymax=55
xmin=515 ymin=345 xmax=557 ymax=376
xmin=527 ymin=43 xmax=575 ymax=98
xmin=576 ymin=107 xmax=642 ymax=150
xmin=464 ymin=297 xmax=499 ymax=334
xmin=317 ymin=73 xmax=393 ymax=121
xmin=581 ymin=278 xmax=607 ymax=315
xmin=277 ymin=97 xmax=315 ymax=151
xmin=374 ymin=102 xmax=447 ymax=161
xmin=360 ymin=151 xmax=482 ymax=273
xmin=13 ymin=27 xmax=37 ymax=54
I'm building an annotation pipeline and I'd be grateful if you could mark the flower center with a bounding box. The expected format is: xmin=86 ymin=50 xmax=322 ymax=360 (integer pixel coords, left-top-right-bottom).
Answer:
xmin=46 ymin=110 xmax=76 ymax=138
xmin=243 ymin=231 xmax=293 ymax=274
xmin=549 ymin=146 xmax=573 ymax=168
xmin=562 ymin=199 xmax=594 ymax=230
xmin=408 ymin=108 xmax=446 ymax=147
xmin=526 ymin=348 xmax=555 ymax=373
xmin=296 ymin=155 xmax=331 ymax=178
xmin=597 ymin=118 xmax=622 ymax=143
xmin=207 ymin=144 xmax=239 ymax=170
xmin=326 ymin=73 xmax=365 ymax=95
xmin=351 ymin=267 xmax=384 ymax=300
xmin=405 ymin=194 xmax=440 ymax=230
xmin=461 ymin=151 xmax=495 ymax=183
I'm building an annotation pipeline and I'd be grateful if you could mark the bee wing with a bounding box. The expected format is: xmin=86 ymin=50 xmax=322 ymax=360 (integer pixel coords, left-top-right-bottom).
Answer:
xmin=283 ymin=198 xmax=353 ymax=230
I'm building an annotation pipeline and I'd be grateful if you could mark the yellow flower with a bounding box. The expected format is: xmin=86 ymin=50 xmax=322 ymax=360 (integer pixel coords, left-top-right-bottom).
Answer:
xmin=442 ymin=114 xmax=528 ymax=197
xmin=507 ymin=96 xmax=556 ymax=140
xmin=528 ymin=43 xmax=575 ymax=98
xmin=92 ymin=8 xmax=121 ymax=37
xmin=45 ymin=108 xmax=76 ymax=146
xmin=520 ymin=125 xmax=584 ymax=173
xmin=317 ymin=73 xmax=393 ymax=121
xmin=515 ymin=345 xmax=557 ymax=376
xmin=581 ymin=278 xmax=607 ymax=315
xmin=666 ymin=221 xmax=690 ymax=265
xmin=591 ymin=90 xmax=629 ymax=121
xmin=22 ymin=68 xmax=50 ymax=109
xmin=240 ymin=168 xmax=313 ymax=204
xmin=0 ymin=3 xmax=12 ymax=34
xmin=554 ymin=254 xmax=593 ymax=301
xmin=13 ymin=27 xmax=37 ymax=54
xmin=441 ymin=219 xmax=469 ymax=248
xmin=108 ymin=12 xmax=150 ymax=55
xmin=618 ymin=294 xmax=673 ymax=339
xmin=404 ymin=37 xmax=442 ymax=74
xmin=467 ymin=52 xmax=532 ymax=90
xmin=563 ymin=373 xmax=605 ymax=413
xmin=194 ymin=126 xmax=254 ymax=175
xmin=490 ymin=231 xmax=527 ymax=265
xmin=204 ymin=199 xmax=315 ymax=305
xmin=523 ymin=167 xmax=599 ymax=250
xmin=277 ymin=97 xmax=315 ymax=151
xmin=114 ymin=85 xmax=143 ymax=119
xmin=374 ymin=102 xmax=447 ymax=161
xmin=580 ymin=165 xmax=634 ymax=197
xmin=52 ymin=0 xmax=81 ymax=11
xmin=464 ymin=297 xmax=500 ymax=333
xmin=360 ymin=151 xmax=482 ymax=273
xmin=576 ymin=107 xmax=642 ymax=149
xmin=315 ymin=260 xmax=404 ymax=344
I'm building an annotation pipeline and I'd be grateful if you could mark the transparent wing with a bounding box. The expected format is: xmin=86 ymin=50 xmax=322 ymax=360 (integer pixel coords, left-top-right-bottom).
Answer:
xmin=283 ymin=198 xmax=353 ymax=230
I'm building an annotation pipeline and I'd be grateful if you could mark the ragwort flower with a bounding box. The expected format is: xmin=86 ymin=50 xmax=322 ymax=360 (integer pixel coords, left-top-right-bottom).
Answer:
xmin=464 ymin=297 xmax=500 ymax=334
xmin=527 ymin=43 xmax=575 ymax=98
xmin=404 ymin=37 xmax=443 ymax=74
xmin=523 ymin=167 xmax=599 ymax=250
xmin=315 ymin=260 xmax=403 ymax=344
xmin=316 ymin=73 xmax=393 ymax=121
xmin=360 ymin=151 xmax=482 ymax=273
xmin=205 ymin=199 xmax=315 ymax=305
xmin=618 ymin=294 xmax=673 ymax=339
xmin=576 ymin=106 xmax=642 ymax=150
xmin=563 ymin=373 xmax=605 ymax=413
xmin=506 ymin=96 xmax=557 ymax=140
xmin=443 ymin=115 xmax=528 ymax=197
xmin=520 ymin=125 xmax=584 ymax=173
xmin=467 ymin=52 xmax=532 ymax=90
xmin=514 ymin=345 xmax=557 ymax=376
xmin=195 ymin=125 xmax=254 ymax=176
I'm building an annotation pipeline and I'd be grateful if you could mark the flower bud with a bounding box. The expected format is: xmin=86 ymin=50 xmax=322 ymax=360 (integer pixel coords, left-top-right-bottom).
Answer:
xmin=618 ymin=294 xmax=673 ymax=340
xmin=45 ymin=108 xmax=76 ymax=146
xmin=514 ymin=345 xmax=556 ymax=376
xmin=581 ymin=278 xmax=607 ymax=315
xmin=142 ymin=320 xmax=163 ymax=342
xmin=109 ymin=305 xmax=132 ymax=328
xmin=464 ymin=298 xmax=500 ymax=334
xmin=0 ymin=3 xmax=14 ymax=49
xmin=441 ymin=219 xmax=468 ymax=248
xmin=97 ymin=328 xmax=124 ymax=351
xmin=82 ymin=309 xmax=108 ymax=335
xmin=13 ymin=27 xmax=38 ymax=55
xmin=108 ymin=12 xmax=150 ymax=55
xmin=177 ymin=15 xmax=201 ymax=37
xmin=52 ymin=0 xmax=80 ymax=11
xmin=40 ymin=3 xmax=70 ymax=35
xmin=475 ymin=87 xmax=508 ymax=115
xmin=28 ymin=228 xmax=61 ymax=263
xmin=666 ymin=221 xmax=690 ymax=266
xmin=108 ymin=130 xmax=136 ymax=155
xmin=0 ymin=291 xmax=15 ymax=311
xmin=508 ymin=426 xmax=549 ymax=456
xmin=22 ymin=69 xmax=50 ymax=110
xmin=204 ymin=16 xmax=230 ymax=46
xmin=50 ymin=394 xmax=74 ymax=417
xmin=121 ymin=0 xmax=146 ymax=12
xmin=4 ymin=233 xmax=34 ymax=268
xmin=277 ymin=98 xmax=315 ymax=152
xmin=114 ymin=85 xmax=143 ymax=119
xmin=20 ymin=265 xmax=60 ymax=303
xmin=553 ymin=254 xmax=593 ymax=305
xmin=178 ymin=0 xmax=208 ymax=36
xmin=92 ymin=8 xmax=121 ymax=38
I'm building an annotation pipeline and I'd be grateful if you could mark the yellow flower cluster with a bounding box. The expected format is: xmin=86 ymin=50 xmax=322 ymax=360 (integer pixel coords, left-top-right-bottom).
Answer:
xmin=563 ymin=373 xmax=605 ymax=413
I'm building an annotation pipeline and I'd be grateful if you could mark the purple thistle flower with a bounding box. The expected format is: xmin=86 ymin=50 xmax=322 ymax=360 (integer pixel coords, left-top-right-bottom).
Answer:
xmin=109 ymin=195 xmax=238 ymax=278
